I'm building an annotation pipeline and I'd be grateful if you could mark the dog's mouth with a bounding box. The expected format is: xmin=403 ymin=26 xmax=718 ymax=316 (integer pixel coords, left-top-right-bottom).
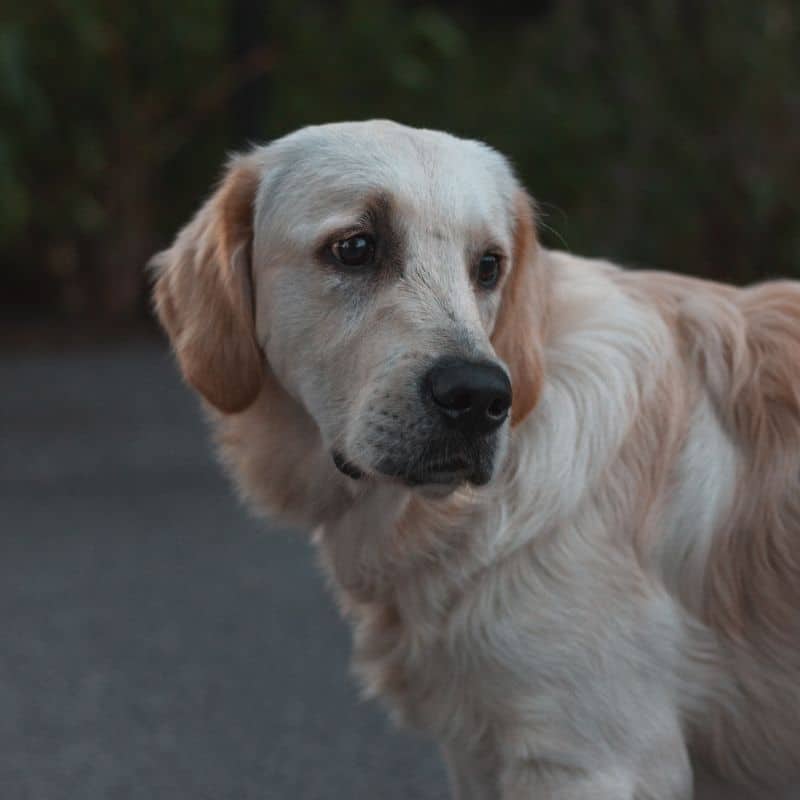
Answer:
xmin=332 ymin=450 xmax=492 ymax=488
xmin=402 ymin=457 xmax=473 ymax=486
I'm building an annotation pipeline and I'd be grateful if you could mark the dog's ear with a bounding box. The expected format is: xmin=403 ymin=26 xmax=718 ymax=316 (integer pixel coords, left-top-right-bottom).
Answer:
xmin=491 ymin=190 xmax=546 ymax=426
xmin=151 ymin=154 xmax=264 ymax=414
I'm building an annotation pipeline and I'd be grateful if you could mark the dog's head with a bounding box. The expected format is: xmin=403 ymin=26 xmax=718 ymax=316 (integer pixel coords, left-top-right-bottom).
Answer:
xmin=152 ymin=121 xmax=546 ymax=491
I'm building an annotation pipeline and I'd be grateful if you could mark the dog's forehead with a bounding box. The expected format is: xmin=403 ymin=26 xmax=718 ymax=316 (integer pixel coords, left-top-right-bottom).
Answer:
xmin=255 ymin=121 xmax=516 ymax=235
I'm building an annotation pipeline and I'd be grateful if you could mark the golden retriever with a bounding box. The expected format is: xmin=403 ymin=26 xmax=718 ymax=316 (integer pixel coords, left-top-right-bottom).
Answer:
xmin=151 ymin=120 xmax=800 ymax=799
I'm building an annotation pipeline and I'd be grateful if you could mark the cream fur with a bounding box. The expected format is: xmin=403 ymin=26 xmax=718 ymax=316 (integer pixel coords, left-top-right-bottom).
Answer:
xmin=151 ymin=121 xmax=800 ymax=799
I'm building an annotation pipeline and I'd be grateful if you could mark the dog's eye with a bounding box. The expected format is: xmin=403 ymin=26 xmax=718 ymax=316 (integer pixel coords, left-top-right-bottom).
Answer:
xmin=477 ymin=253 xmax=501 ymax=289
xmin=331 ymin=234 xmax=375 ymax=268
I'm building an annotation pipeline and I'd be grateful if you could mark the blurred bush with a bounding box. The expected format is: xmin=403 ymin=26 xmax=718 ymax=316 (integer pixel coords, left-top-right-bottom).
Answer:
xmin=1 ymin=0 xmax=798 ymax=321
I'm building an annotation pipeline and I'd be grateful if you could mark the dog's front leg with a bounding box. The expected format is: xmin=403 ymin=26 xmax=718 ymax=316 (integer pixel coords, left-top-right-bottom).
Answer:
xmin=442 ymin=742 xmax=501 ymax=800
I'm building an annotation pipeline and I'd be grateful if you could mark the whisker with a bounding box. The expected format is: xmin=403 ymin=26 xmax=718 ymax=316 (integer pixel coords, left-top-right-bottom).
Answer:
xmin=535 ymin=201 xmax=572 ymax=252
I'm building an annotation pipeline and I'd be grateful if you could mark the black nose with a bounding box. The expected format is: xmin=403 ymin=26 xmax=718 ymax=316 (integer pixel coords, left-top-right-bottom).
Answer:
xmin=425 ymin=357 xmax=512 ymax=435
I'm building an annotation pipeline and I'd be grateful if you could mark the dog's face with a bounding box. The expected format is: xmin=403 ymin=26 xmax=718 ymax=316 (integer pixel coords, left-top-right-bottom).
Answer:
xmin=153 ymin=121 xmax=544 ymax=491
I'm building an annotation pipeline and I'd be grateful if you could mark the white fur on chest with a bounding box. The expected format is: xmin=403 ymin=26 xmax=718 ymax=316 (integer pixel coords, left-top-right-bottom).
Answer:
xmin=320 ymin=492 xmax=689 ymax=775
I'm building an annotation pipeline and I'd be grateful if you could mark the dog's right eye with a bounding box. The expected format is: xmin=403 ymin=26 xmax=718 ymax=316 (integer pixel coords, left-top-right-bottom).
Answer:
xmin=331 ymin=234 xmax=376 ymax=268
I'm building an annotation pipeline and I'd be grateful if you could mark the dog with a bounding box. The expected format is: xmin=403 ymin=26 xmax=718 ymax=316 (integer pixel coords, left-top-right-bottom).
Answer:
xmin=151 ymin=120 xmax=800 ymax=799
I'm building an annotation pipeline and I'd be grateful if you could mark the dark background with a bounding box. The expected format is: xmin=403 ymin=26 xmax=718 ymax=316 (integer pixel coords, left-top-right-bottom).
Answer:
xmin=2 ymin=0 xmax=799 ymax=331
xmin=1 ymin=1 xmax=799 ymax=798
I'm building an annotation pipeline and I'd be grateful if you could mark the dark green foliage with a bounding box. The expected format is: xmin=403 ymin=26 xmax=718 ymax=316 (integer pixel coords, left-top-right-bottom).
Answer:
xmin=2 ymin=0 xmax=798 ymax=319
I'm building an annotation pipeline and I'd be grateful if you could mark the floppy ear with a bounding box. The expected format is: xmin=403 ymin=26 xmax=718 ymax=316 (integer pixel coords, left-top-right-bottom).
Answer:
xmin=491 ymin=190 xmax=546 ymax=426
xmin=151 ymin=154 xmax=264 ymax=414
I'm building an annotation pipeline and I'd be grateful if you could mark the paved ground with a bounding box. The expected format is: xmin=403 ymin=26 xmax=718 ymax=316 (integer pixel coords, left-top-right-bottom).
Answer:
xmin=0 ymin=342 xmax=448 ymax=800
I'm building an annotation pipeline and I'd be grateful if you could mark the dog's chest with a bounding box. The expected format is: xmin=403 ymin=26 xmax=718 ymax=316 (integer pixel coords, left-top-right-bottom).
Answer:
xmin=347 ymin=575 xmax=524 ymax=739
xmin=320 ymin=488 xmax=690 ymax=755
xmin=338 ymin=525 xmax=692 ymax=760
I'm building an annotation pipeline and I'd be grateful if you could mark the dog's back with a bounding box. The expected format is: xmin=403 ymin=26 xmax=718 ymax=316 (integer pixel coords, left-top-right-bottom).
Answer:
xmin=615 ymin=267 xmax=800 ymax=788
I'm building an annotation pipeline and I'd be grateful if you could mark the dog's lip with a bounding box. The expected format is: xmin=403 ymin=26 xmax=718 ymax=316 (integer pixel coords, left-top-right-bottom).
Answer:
xmin=332 ymin=451 xmax=364 ymax=480
xmin=400 ymin=458 xmax=475 ymax=487
xmin=338 ymin=453 xmax=491 ymax=489
xmin=331 ymin=451 xmax=467 ymax=486
xmin=404 ymin=471 xmax=466 ymax=487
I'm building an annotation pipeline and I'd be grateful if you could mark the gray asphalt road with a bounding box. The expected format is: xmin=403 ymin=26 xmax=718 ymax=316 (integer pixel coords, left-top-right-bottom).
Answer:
xmin=0 ymin=342 xmax=448 ymax=800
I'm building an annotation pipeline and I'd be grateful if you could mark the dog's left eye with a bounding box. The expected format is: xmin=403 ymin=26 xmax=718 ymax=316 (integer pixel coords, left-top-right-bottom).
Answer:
xmin=331 ymin=234 xmax=375 ymax=268
xmin=477 ymin=253 xmax=501 ymax=289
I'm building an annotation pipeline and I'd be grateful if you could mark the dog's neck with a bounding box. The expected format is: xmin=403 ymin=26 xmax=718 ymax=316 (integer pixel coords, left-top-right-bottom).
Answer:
xmin=318 ymin=475 xmax=505 ymax=605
